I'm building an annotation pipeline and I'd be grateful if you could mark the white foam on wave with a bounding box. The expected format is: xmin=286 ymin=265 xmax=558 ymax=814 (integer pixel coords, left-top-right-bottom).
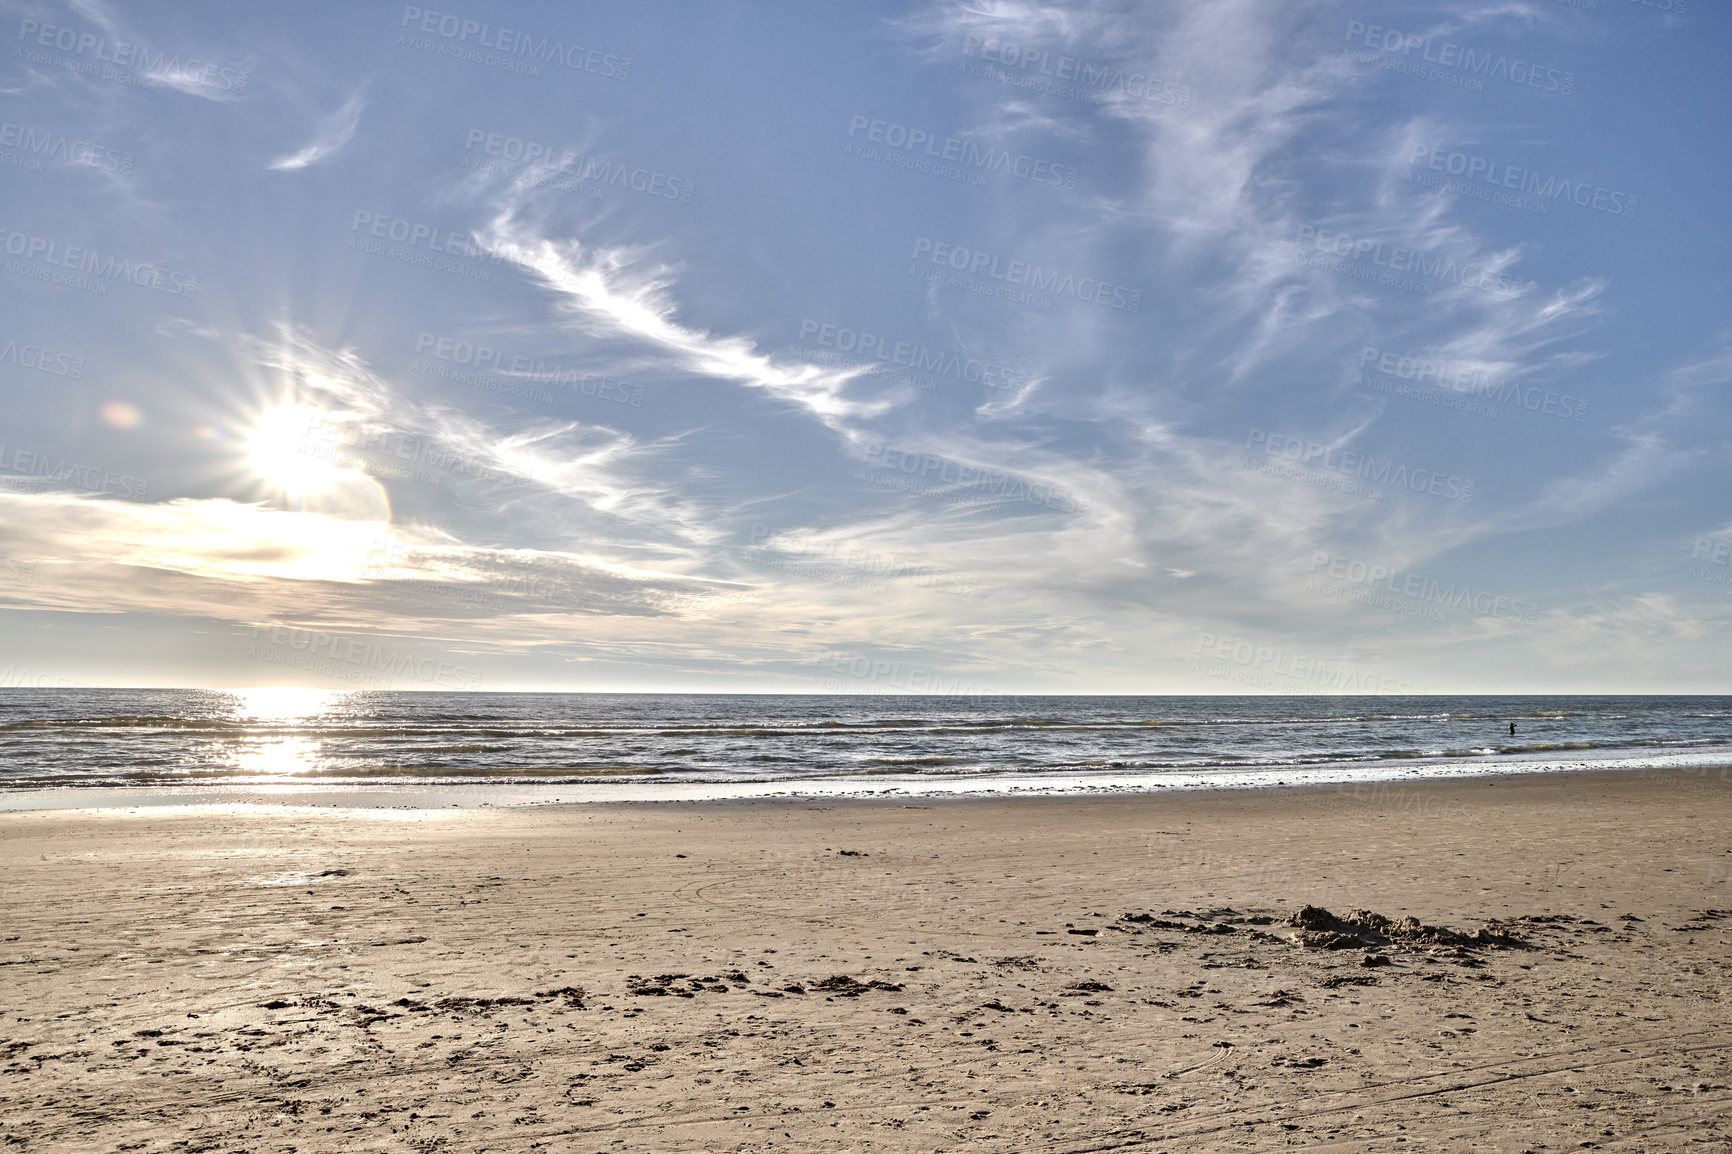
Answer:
xmin=3 ymin=747 xmax=1727 ymax=812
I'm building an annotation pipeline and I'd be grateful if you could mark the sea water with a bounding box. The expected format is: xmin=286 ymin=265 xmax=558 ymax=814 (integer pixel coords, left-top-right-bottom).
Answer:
xmin=1 ymin=689 xmax=1728 ymax=809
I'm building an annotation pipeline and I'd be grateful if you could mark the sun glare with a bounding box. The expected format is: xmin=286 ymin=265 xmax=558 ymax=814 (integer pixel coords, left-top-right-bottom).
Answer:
xmin=234 ymin=736 xmax=324 ymax=778
xmin=230 ymin=687 xmax=346 ymax=721
xmin=225 ymin=689 xmax=348 ymax=781
xmin=250 ymin=405 xmax=343 ymax=493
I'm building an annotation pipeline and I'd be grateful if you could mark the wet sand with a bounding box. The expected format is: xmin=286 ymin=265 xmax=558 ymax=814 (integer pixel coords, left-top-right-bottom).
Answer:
xmin=2 ymin=767 xmax=1730 ymax=1151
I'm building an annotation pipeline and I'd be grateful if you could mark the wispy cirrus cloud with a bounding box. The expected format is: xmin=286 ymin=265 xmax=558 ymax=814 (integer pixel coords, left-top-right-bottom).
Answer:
xmin=473 ymin=183 xmax=901 ymax=431
xmin=231 ymin=323 xmax=726 ymax=555
xmin=268 ymin=90 xmax=364 ymax=171
xmin=1494 ymin=335 xmax=1732 ymax=531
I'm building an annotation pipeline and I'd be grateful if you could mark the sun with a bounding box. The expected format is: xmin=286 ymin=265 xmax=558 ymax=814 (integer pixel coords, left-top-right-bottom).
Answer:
xmin=228 ymin=401 xmax=393 ymax=527
xmin=249 ymin=405 xmax=344 ymax=493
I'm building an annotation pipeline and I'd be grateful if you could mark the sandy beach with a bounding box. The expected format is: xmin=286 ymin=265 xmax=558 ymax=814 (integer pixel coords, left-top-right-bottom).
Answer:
xmin=2 ymin=767 xmax=1729 ymax=1151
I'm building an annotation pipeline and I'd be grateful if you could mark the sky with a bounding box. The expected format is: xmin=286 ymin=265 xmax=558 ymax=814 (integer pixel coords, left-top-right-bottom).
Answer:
xmin=0 ymin=0 xmax=1727 ymax=695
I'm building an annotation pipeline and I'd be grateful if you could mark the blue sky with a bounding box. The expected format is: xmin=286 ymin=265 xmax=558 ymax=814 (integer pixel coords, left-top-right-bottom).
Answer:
xmin=0 ymin=0 xmax=1726 ymax=694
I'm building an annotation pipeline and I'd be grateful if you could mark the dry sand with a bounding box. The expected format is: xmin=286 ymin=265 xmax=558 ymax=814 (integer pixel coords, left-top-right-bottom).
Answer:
xmin=2 ymin=767 xmax=1730 ymax=1152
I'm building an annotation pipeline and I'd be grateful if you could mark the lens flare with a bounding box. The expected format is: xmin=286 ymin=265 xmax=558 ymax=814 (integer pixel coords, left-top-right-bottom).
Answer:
xmin=98 ymin=400 xmax=143 ymax=428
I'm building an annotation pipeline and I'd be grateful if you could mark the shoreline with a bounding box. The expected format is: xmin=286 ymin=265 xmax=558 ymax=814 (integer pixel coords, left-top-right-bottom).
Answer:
xmin=2 ymin=747 xmax=1728 ymax=812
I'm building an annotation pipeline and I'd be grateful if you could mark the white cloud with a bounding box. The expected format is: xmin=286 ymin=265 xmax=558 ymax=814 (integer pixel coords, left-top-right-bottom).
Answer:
xmin=269 ymin=91 xmax=364 ymax=171
xmin=0 ymin=489 xmax=746 ymax=648
xmin=476 ymin=205 xmax=900 ymax=431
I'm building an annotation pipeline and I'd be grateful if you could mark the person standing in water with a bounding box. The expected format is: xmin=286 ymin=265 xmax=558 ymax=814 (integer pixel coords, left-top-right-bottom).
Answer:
xmin=1509 ymin=721 xmax=1516 ymax=737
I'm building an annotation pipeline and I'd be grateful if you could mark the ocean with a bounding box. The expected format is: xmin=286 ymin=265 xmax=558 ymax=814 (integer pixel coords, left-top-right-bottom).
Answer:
xmin=1 ymin=689 xmax=1729 ymax=810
